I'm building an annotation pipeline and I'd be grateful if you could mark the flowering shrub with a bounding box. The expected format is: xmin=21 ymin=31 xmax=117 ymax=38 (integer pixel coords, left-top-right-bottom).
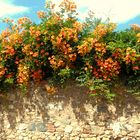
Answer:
xmin=0 ymin=0 xmax=139 ymax=97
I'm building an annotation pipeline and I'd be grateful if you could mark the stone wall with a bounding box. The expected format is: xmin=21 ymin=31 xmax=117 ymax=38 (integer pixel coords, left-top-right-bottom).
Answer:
xmin=0 ymin=81 xmax=140 ymax=140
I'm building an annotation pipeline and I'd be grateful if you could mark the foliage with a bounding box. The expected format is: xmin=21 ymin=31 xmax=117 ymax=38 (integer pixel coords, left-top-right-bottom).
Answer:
xmin=0 ymin=0 xmax=139 ymax=99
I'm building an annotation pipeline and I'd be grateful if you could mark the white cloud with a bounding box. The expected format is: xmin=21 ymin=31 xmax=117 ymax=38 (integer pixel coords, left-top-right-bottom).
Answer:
xmin=0 ymin=0 xmax=29 ymax=18
xmin=51 ymin=0 xmax=140 ymax=23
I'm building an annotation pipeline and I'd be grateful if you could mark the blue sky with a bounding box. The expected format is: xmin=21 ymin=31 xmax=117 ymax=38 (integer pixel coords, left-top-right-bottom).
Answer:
xmin=0 ymin=0 xmax=140 ymax=32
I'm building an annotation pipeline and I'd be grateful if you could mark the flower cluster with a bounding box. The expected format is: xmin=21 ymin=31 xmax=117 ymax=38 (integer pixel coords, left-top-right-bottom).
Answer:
xmin=77 ymin=38 xmax=93 ymax=56
xmin=136 ymin=33 xmax=140 ymax=43
xmin=0 ymin=65 xmax=7 ymax=78
xmin=93 ymin=58 xmax=120 ymax=81
xmin=92 ymin=41 xmax=106 ymax=56
xmin=131 ymin=24 xmax=140 ymax=31
xmin=124 ymin=47 xmax=137 ymax=64
xmin=59 ymin=0 xmax=77 ymax=13
xmin=48 ymin=55 xmax=65 ymax=69
xmin=37 ymin=11 xmax=46 ymax=19
xmin=17 ymin=17 xmax=32 ymax=25
xmin=17 ymin=63 xmax=29 ymax=85
xmin=31 ymin=69 xmax=43 ymax=82
xmin=93 ymin=23 xmax=116 ymax=39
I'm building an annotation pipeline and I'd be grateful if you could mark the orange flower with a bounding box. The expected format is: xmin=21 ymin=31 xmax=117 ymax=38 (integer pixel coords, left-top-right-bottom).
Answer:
xmin=18 ymin=17 xmax=31 ymax=25
xmin=17 ymin=64 xmax=29 ymax=85
xmin=131 ymin=24 xmax=140 ymax=31
xmin=77 ymin=42 xmax=91 ymax=56
xmin=0 ymin=66 xmax=7 ymax=77
xmin=37 ymin=11 xmax=46 ymax=18
xmin=68 ymin=53 xmax=77 ymax=61
xmin=45 ymin=84 xmax=57 ymax=94
xmin=35 ymin=30 xmax=41 ymax=37
xmin=93 ymin=58 xmax=120 ymax=81
xmin=32 ymin=70 xmax=43 ymax=81
xmin=49 ymin=56 xmax=65 ymax=69
xmin=32 ymin=52 xmax=38 ymax=57
xmin=2 ymin=46 xmax=15 ymax=56
xmin=40 ymin=49 xmax=45 ymax=54
xmin=94 ymin=24 xmax=107 ymax=39
xmin=57 ymin=37 xmax=62 ymax=45
xmin=133 ymin=66 xmax=139 ymax=70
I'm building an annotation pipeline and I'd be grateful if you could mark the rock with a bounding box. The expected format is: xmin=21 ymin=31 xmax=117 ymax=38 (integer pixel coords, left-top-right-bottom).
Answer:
xmin=59 ymin=118 xmax=71 ymax=125
xmin=21 ymin=132 xmax=28 ymax=137
xmin=133 ymin=119 xmax=140 ymax=124
xmin=28 ymin=123 xmax=36 ymax=131
xmin=24 ymin=137 xmax=28 ymax=140
xmin=136 ymin=129 xmax=140 ymax=136
xmin=54 ymin=122 xmax=61 ymax=127
xmin=110 ymin=122 xmax=121 ymax=134
xmin=36 ymin=122 xmax=47 ymax=132
xmin=56 ymin=127 xmax=64 ymax=132
xmin=56 ymin=136 xmax=61 ymax=140
xmin=32 ymin=136 xmax=39 ymax=140
xmin=48 ymin=103 xmax=55 ymax=109
xmin=47 ymin=123 xmax=56 ymax=132
xmin=18 ymin=136 xmax=24 ymax=140
xmin=5 ymin=129 xmax=12 ymax=135
xmin=9 ymin=94 xmax=16 ymax=101
xmin=89 ymin=122 xmax=96 ymax=125
xmin=108 ymin=105 xmax=116 ymax=114
xmin=80 ymin=134 xmax=89 ymax=138
xmin=83 ymin=127 xmax=92 ymax=134
xmin=64 ymin=125 xmax=73 ymax=133
xmin=119 ymin=117 xmax=127 ymax=122
xmin=105 ymin=130 xmax=112 ymax=135
xmin=85 ymin=138 xmax=97 ymax=140
xmin=124 ymin=124 xmax=134 ymax=132
xmin=6 ymin=123 xmax=11 ymax=129
xmin=56 ymin=104 xmax=63 ymax=111
xmin=121 ymin=130 xmax=127 ymax=136
xmin=97 ymin=122 xmax=105 ymax=127
xmin=97 ymin=105 xmax=108 ymax=113
xmin=91 ymin=126 xmax=104 ymax=135
xmin=7 ymin=134 xmax=15 ymax=139
xmin=9 ymin=105 xmax=14 ymax=109
xmin=75 ymin=137 xmax=80 ymax=140
xmin=71 ymin=121 xmax=78 ymax=127
xmin=18 ymin=123 xmax=27 ymax=131
xmin=102 ymin=138 xmax=110 ymax=140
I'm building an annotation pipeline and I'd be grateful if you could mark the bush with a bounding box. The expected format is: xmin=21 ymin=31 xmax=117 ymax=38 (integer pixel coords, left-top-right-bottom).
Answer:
xmin=0 ymin=0 xmax=139 ymax=98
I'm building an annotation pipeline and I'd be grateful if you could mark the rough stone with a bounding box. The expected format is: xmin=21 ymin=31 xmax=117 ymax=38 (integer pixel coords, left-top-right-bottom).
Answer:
xmin=56 ymin=136 xmax=61 ymax=140
xmin=119 ymin=117 xmax=127 ymax=122
xmin=28 ymin=123 xmax=36 ymax=131
xmin=64 ymin=125 xmax=73 ymax=133
xmin=105 ymin=130 xmax=112 ymax=135
xmin=91 ymin=126 xmax=104 ymax=135
xmin=110 ymin=122 xmax=121 ymax=134
xmin=85 ymin=138 xmax=97 ymax=140
xmin=102 ymin=138 xmax=110 ymax=140
xmin=24 ymin=137 xmax=29 ymax=140
xmin=48 ymin=103 xmax=55 ymax=109
xmin=9 ymin=105 xmax=14 ymax=109
xmin=47 ymin=123 xmax=56 ymax=132
xmin=36 ymin=122 xmax=47 ymax=132
xmin=54 ymin=122 xmax=61 ymax=127
xmin=124 ymin=124 xmax=134 ymax=132
xmin=121 ymin=130 xmax=127 ymax=136
xmin=18 ymin=123 xmax=27 ymax=131
xmin=18 ymin=136 xmax=24 ymax=140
